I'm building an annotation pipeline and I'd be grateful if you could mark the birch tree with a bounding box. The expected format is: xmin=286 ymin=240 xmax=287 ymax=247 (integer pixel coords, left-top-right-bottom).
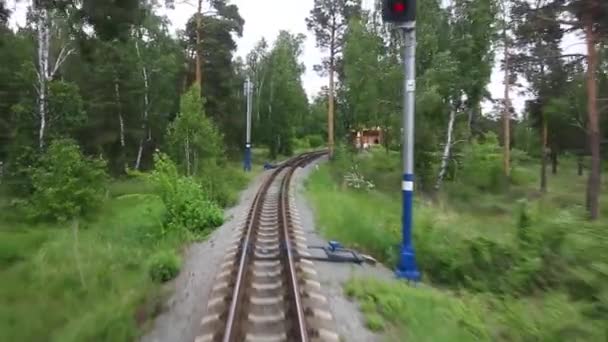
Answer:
xmin=32 ymin=1 xmax=74 ymax=149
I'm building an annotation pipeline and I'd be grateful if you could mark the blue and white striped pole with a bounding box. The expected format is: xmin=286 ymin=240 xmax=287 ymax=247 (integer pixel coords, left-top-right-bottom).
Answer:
xmin=395 ymin=22 xmax=420 ymax=281
xmin=244 ymin=77 xmax=252 ymax=172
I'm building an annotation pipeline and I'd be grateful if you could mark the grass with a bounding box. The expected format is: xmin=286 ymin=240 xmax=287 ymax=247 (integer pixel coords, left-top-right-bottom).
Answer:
xmin=345 ymin=278 xmax=491 ymax=341
xmin=0 ymin=162 xmax=258 ymax=341
xmin=305 ymin=148 xmax=608 ymax=341
xmin=0 ymin=194 xmax=173 ymax=341
xmin=344 ymin=277 xmax=605 ymax=341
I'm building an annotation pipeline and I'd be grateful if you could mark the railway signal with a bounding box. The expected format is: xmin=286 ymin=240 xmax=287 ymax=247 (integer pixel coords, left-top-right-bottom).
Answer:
xmin=382 ymin=0 xmax=416 ymax=23
xmin=383 ymin=0 xmax=420 ymax=281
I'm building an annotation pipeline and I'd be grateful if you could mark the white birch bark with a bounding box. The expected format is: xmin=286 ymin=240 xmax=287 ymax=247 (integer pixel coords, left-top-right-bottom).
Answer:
xmin=36 ymin=6 xmax=50 ymax=149
xmin=435 ymin=108 xmax=456 ymax=190
xmin=34 ymin=3 xmax=73 ymax=150
xmin=114 ymin=76 xmax=125 ymax=148
xmin=134 ymin=38 xmax=150 ymax=170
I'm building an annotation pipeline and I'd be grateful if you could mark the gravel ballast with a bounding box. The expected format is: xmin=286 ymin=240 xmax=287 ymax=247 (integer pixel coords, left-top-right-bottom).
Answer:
xmin=141 ymin=172 xmax=268 ymax=342
xmin=143 ymin=156 xmax=395 ymax=342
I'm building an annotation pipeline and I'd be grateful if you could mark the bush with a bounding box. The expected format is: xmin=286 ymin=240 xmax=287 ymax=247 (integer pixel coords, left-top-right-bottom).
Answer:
xmin=166 ymin=85 xmax=224 ymax=176
xmin=148 ymin=250 xmax=181 ymax=283
xmin=292 ymin=137 xmax=310 ymax=151
xmin=3 ymin=144 xmax=40 ymax=197
xmin=199 ymin=164 xmax=249 ymax=207
xmin=307 ymin=134 xmax=324 ymax=148
xmin=148 ymin=152 xmax=223 ymax=234
xmin=28 ymin=139 xmax=108 ymax=222
xmin=458 ymin=133 xmax=508 ymax=192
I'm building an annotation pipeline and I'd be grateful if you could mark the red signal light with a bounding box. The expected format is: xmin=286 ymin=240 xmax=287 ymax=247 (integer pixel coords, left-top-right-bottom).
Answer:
xmin=393 ymin=2 xmax=406 ymax=12
xmin=383 ymin=0 xmax=415 ymax=23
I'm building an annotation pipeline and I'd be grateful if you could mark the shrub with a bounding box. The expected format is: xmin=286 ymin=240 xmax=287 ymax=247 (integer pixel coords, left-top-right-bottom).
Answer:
xmin=199 ymin=164 xmax=249 ymax=207
xmin=28 ymin=139 xmax=108 ymax=222
xmin=147 ymin=250 xmax=181 ymax=283
xmin=458 ymin=133 xmax=507 ymax=192
xmin=148 ymin=152 xmax=223 ymax=234
xmin=510 ymin=148 xmax=535 ymax=165
xmin=166 ymin=85 xmax=224 ymax=176
xmin=3 ymin=144 xmax=40 ymax=197
xmin=292 ymin=137 xmax=310 ymax=151
xmin=307 ymin=134 xmax=324 ymax=148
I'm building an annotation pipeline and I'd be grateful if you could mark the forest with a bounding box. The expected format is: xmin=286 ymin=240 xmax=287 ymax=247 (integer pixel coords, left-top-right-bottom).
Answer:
xmin=0 ymin=0 xmax=607 ymax=340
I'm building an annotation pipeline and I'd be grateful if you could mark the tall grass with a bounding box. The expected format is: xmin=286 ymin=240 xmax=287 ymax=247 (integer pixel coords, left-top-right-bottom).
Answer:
xmin=0 ymin=195 xmax=173 ymax=341
xmin=305 ymin=150 xmax=608 ymax=341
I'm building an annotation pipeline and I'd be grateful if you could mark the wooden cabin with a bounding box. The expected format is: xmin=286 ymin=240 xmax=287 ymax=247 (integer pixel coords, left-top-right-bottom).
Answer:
xmin=352 ymin=127 xmax=383 ymax=149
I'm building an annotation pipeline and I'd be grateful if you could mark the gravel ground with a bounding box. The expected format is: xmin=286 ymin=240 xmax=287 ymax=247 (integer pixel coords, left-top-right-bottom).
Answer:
xmin=292 ymin=156 xmax=396 ymax=342
xmin=141 ymin=171 xmax=269 ymax=342
xmin=142 ymin=155 xmax=395 ymax=342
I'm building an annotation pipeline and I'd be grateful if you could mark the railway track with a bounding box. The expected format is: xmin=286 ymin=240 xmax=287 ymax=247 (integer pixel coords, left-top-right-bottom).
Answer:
xmin=196 ymin=152 xmax=339 ymax=342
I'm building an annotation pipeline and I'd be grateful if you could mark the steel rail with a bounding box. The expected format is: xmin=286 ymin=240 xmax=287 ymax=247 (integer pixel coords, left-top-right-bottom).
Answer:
xmin=221 ymin=151 xmax=324 ymax=342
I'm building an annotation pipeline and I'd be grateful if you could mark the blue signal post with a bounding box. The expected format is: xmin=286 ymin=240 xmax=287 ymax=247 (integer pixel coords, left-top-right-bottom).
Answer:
xmin=395 ymin=21 xmax=420 ymax=281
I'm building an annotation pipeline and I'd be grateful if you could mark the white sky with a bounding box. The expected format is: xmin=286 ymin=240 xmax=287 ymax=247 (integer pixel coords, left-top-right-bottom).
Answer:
xmin=160 ymin=0 xmax=377 ymax=102
xmin=7 ymin=0 xmax=587 ymax=115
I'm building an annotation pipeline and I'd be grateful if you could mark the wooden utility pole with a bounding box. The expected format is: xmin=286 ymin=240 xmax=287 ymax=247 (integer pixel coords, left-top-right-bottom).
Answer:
xmin=195 ymin=0 xmax=203 ymax=88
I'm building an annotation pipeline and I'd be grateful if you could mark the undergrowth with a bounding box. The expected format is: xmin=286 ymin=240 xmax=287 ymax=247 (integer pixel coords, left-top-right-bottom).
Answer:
xmin=306 ymin=147 xmax=608 ymax=341
xmin=0 ymin=151 xmax=256 ymax=341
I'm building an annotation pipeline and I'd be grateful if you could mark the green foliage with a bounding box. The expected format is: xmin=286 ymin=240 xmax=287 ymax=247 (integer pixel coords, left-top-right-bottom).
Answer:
xmin=0 ymin=193 xmax=172 ymax=341
xmin=249 ymin=32 xmax=309 ymax=158
xmin=458 ymin=133 xmax=508 ymax=192
xmin=166 ymin=86 xmax=224 ymax=176
xmin=306 ymin=164 xmax=400 ymax=265
xmin=3 ymin=144 xmax=40 ymax=197
xmin=147 ymin=250 xmax=181 ymax=283
xmin=364 ymin=313 xmax=385 ymax=332
xmin=198 ymin=163 xmax=250 ymax=208
xmin=344 ymin=278 xmax=490 ymax=340
xmin=183 ymin=3 xmax=245 ymax=149
xmin=307 ymin=134 xmax=324 ymax=148
xmin=28 ymin=139 xmax=108 ymax=222
xmin=308 ymin=152 xmax=608 ymax=339
xmin=148 ymin=152 xmax=223 ymax=234
xmin=47 ymin=80 xmax=87 ymax=139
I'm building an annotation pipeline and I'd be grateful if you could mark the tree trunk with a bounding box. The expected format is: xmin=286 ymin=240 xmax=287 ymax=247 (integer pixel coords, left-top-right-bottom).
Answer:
xmin=114 ymin=76 xmax=125 ymax=149
xmin=328 ymin=22 xmax=336 ymax=158
xmin=503 ymin=25 xmax=511 ymax=178
xmin=328 ymin=61 xmax=335 ymax=158
xmin=195 ymin=0 xmax=203 ymax=89
xmin=134 ymin=38 xmax=150 ymax=170
xmin=185 ymin=134 xmax=191 ymax=176
xmin=584 ymin=13 xmax=601 ymax=220
xmin=36 ymin=6 xmax=50 ymax=150
xmin=435 ymin=108 xmax=456 ymax=190
xmin=540 ymin=119 xmax=548 ymax=193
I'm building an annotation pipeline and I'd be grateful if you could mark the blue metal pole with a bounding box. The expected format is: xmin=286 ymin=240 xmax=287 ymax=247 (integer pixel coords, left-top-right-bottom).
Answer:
xmin=244 ymin=143 xmax=252 ymax=172
xmin=395 ymin=22 xmax=420 ymax=281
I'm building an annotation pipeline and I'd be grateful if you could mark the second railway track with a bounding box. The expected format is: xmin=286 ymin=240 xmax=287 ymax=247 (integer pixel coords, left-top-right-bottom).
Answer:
xmin=196 ymin=152 xmax=339 ymax=342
